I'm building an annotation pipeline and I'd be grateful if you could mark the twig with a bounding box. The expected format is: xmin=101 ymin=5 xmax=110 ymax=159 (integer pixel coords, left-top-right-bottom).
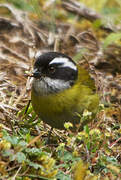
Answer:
xmin=0 ymin=103 xmax=19 ymax=111
xmin=109 ymin=137 xmax=121 ymax=148
xmin=62 ymin=0 xmax=115 ymax=32
xmin=27 ymin=133 xmax=42 ymax=147
xmin=62 ymin=0 xmax=101 ymax=21
xmin=11 ymin=166 xmax=21 ymax=180
xmin=0 ymin=44 xmax=28 ymax=62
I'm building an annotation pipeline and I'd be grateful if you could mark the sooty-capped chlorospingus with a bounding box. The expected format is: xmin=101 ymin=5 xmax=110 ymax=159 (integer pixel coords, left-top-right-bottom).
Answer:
xmin=31 ymin=52 xmax=99 ymax=130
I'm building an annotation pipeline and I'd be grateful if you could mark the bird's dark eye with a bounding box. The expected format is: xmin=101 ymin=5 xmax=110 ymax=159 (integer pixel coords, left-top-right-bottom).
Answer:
xmin=48 ymin=66 xmax=55 ymax=74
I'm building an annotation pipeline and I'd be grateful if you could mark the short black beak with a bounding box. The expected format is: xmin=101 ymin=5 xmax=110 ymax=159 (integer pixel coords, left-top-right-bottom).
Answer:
xmin=32 ymin=69 xmax=41 ymax=79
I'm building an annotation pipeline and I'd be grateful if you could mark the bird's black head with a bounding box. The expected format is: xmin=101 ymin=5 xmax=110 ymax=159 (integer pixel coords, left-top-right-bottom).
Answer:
xmin=32 ymin=52 xmax=78 ymax=95
xmin=33 ymin=52 xmax=78 ymax=83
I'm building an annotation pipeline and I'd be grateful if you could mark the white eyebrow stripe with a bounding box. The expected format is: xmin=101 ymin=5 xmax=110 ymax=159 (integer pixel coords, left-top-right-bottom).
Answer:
xmin=49 ymin=57 xmax=77 ymax=70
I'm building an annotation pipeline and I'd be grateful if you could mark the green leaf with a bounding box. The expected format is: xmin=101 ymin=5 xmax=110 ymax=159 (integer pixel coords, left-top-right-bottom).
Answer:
xmin=25 ymin=147 xmax=44 ymax=156
xmin=106 ymin=156 xmax=117 ymax=164
xmin=26 ymin=160 xmax=43 ymax=169
xmin=84 ymin=125 xmax=89 ymax=134
xmin=56 ymin=171 xmax=72 ymax=180
xmin=93 ymin=19 xmax=102 ymax=29
xmin=86 ymin=142 xmax=91 ymax=150
xmin=103 ymin=32 xmax=121 ymax=49
xmin=2 ymin=149 xmax=13 ymax=157
xmin=62 ymin=151 xmax=73 ymax=162
xmin=16 ymin=152 xmax=26 ymax=163
xmin=4 ymin=135 xmax=19 ymax=145
xmin=23 ymin=174 xmax=51 ymax=179
xmin=73 ymin=49 xmax=87 ymax=62
xmin=7 ymin=0 xmax=33 ymax=11
xmin=18 ymin=140 xmax=27 ymax=147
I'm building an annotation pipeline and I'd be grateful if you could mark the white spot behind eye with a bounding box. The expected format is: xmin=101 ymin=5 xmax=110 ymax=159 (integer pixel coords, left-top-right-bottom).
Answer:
xmin=49 ymin=57 xmax=77 ymax=71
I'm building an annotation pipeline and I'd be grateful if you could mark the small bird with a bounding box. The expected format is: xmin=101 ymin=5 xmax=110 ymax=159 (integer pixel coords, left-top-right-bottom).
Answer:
xmin=31 ymin=52 xmax=99 ymax=130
